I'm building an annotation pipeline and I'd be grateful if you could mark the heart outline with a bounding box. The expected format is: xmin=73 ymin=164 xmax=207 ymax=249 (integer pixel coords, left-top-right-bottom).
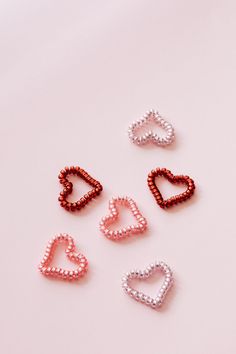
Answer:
xmin=128 ymin=109 xmax=175 ymax=146
xmin=122 ymin=261 xmax=173 ymax=310
xmin=99 ymin=196 xmax=148 ymax=240
xmin=58 ymin=165 xmax=103 ymax=212
xmin=147 ymin=167 xmax=195 ymax=209
xmin=38 ymin=234 xmax=88 ymax=281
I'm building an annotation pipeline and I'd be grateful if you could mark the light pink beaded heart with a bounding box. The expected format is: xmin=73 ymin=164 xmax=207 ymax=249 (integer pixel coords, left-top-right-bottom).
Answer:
xmin=99 ymin=196 xmax=148 ymax=240
xmin=122 ymin=261 xmax=174 ymax=310
xmin=38 ymin=234 xmax=88 ymax=281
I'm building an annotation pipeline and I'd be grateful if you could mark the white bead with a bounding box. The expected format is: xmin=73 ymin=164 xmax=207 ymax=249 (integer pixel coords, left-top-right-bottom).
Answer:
xmin=151 ymin=300 xmax=157 ymax=308
xmin=128 ymin=110 xmax=175 ymax=147
xmin=122 ymin=261 xmax=173 ymax=310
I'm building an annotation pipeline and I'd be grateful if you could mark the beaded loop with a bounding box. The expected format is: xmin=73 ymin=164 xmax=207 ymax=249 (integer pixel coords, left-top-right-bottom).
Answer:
xmin=147 ymin=167 xmax=195 ymax=209
xmin=99 ymin=196 xmax=148 ymax=240
xmin=38 ymin=234 xmax=88 ymax=281
xmin=122 ymin=261 xmax=174 ymax=310
xmin=58 ymin=166 xmax=103 ymax=211
xmin=128 ymin=109 xmax=175 ymax=146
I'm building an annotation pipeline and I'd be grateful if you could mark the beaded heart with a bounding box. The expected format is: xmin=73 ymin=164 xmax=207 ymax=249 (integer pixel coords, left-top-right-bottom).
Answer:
xmin=147 ymin=168 xmax=195 ymax=209
xmin=128 ymin=109 xmax=175 ymax=146
xmin=99 ymin=196 xmax=148 ymax=240
xmin=58 ymin=166 xmax=103 ymax=212
xmin=38 ymin=234 xmax=88 ymax=281
xmin=122 ymin=261 xmax=173 ymax=310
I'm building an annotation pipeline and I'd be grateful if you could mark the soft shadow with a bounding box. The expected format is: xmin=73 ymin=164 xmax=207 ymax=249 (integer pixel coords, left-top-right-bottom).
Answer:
xmin=61 ymin=189 xmax=108 ymax=218
xmin=164 ymin=191 xmax=198 ymax=214
xmin=38 ymin=267 xmax=92 ymax=287
xmin=145 ymin=136 xmax=178 ymax=151
xmin=158 ymin=283 xmax=177 ymax=313
xmin=131 ymin=137 xmax=178 ymax=151
xmin=106 ymin=227 xmax=151 ymax=246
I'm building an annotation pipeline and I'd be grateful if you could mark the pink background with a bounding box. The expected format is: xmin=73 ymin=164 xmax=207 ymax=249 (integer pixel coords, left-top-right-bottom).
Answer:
xmin=1 ymin=1 xmax=236 ymax=353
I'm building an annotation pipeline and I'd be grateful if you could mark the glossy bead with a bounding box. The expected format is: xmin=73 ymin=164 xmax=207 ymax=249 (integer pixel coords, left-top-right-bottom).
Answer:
xmin=38 ymin=234 xmax=88 ymax=281
xmin=128 ymin=109 xmax=175 ymax=147
xmin=58 ymin=165 xmax=103 ymax=212
xmin=99 ymin=196 xmax=148 ymax=241
xmin=147 ymin=168 xmax=195 ymax=209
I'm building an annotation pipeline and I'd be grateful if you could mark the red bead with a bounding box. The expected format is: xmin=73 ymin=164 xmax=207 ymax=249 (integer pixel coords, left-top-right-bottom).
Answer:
xmin=58 ymin=165 xmax=103 ymax=212
xmin=147 ymin=168 xmax=195 ymax=209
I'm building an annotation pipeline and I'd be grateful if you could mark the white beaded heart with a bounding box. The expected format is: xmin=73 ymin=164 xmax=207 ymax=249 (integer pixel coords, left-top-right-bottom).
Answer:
xmin=122 ymin=261 xmax=173 ymax=310
xmin=128 ymin=109 xmax=175 ymax=146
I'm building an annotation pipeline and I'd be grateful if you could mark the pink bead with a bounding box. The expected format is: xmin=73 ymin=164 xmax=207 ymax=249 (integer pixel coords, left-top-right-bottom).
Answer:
xmin=38 ymin=234 xmax=88 ymax=281
xmin=99 ymin=196 xmax=148 ymax=241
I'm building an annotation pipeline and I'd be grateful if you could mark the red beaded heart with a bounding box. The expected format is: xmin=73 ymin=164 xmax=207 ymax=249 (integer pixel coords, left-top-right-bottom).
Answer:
xmin=38 ymin=234 xmax=88 ymax=281
xmin=58 ymin=166 xmax=103 ymax=212
xmin=147 ymin=168 xmax=195 ymax=209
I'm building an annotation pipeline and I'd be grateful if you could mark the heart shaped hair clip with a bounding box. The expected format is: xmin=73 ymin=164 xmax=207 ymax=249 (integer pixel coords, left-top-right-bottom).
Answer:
xmin=58 ymin=165 xmax=103 ymax=212
xmin=128 ymin=109 xmax=175 ymax=146
xmin=99 ymin=196 xmax=148 ymax=240
xmin=38 ymin=234 xmax=88 ymax=281
xmin=148 ymin=168 xmax=195 ymax=209
xmin=122 ymin=261 xmax=173 ymax=310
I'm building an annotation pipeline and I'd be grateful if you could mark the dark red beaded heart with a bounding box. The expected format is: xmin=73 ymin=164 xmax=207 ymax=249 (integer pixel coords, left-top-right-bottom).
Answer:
xmin=147 ymin=168 xmax=195 ymax=209
xmin=58 ymin=166 xmax=103 ymax=212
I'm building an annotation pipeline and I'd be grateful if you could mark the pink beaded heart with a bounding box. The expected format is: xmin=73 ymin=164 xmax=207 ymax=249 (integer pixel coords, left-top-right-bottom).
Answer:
xmin=99 ymin=196 xmax=148 ymax=240
xmin=38 ymin=234 xmax=88 ymax=281
xmin=122 ymin=261 xmax=174 ymax=310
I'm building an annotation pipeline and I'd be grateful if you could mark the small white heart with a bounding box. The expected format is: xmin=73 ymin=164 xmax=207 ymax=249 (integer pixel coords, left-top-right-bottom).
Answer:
xmin=122 ymin=261 xmax=173 ymax=310
xmin=128 ymin=109 xmax=175 ymax=146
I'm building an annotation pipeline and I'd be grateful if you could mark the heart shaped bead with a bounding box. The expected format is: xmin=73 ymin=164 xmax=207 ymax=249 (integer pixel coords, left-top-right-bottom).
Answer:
xmin=58 ymin=166 xmax=103 ymax=212
xmin=148 ymin=167 xmax=195 ymax=209
xmin=128 ymin=109 xmax=175 ymax=146
xmin=99 ymin=196 xmax=148 ymax=240
xmin=122 ymin=261 xmax=173 ymax=310
xmin=38 ymin=234 xmax=88 ymax=281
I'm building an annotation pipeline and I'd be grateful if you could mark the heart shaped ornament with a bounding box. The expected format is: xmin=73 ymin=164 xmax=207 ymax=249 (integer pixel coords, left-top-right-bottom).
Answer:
xmin=128 ymin=109 xmax=175 ymax=146
xmin=148 ymin=167 xmax=195 ymax=209
xmin=58 ymin=165 xmax=103 ymax=212
xmin=122 ymin=261 xmax=173 ymax=310
xmin=38 ymin=234 xmax=88 ymax=281
xmin=99 ymin=196 xmax=148 ymax=240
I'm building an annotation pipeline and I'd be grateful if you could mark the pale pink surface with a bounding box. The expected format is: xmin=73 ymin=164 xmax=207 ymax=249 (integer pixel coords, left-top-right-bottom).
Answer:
xmin=0 ymin=1 xmax=236 ymax=354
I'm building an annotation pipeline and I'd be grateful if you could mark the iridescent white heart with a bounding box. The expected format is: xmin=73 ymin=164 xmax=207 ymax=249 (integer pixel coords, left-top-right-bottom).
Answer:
xmin=122 ymin=261 xmax=173 ymax=309
xmin=128 ymin=109 xmax=175 ymax=146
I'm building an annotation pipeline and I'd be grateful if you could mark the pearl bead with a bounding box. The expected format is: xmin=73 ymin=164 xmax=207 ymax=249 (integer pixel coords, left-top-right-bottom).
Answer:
xmin=147 ymin=167 xmax=196 ymax=209
xmin=122 ymin=261 xmax=173 ymax=310
xmin=128 ymin=109 xmax=175 ymax=147
xmin=58 ymin=166 xmax=103 ymax=212
xmin=38 ymin=234 xmax=88 ymax=281
xmin=99 ymin=196 xmax=148 ymax=241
